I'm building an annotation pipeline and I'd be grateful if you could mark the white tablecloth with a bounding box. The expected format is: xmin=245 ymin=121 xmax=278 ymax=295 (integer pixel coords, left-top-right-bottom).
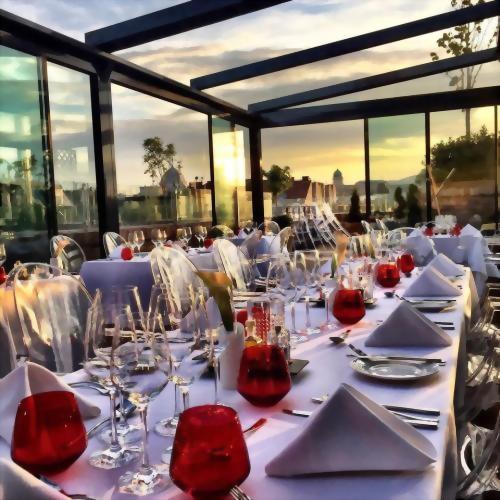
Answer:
xmin=0 ymin=269 xmax=475 ymax=500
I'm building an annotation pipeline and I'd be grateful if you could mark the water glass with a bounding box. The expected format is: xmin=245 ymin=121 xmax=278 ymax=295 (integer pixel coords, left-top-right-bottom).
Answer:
xmin=376 ymin=263 xmax=401 ymax=288
xmin=332 ymin=288 xmax=366 ymax=325
xmin=398 ymin=253 xmax=415 ymax=274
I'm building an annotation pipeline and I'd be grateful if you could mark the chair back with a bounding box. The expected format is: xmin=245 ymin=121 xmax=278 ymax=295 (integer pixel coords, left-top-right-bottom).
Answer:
xmin=10 ymin=263 xmax=91 ymax=374
xmin=258 ymin=221 xmax=280 ymax=235
xmin=103 ymin=231 xmax=126 ymax=256
xmin=49 ymin=235 xmax=86 ymax=274
xmin=361 ymin=220 xmax=372 ymax=234
xmin=212 ymin=239 xmax=254 ymax=291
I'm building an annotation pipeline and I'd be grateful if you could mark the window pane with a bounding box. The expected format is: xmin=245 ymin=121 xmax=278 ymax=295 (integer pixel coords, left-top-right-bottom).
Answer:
xmin=430 ymin=107 xmax=496 ymax=227
xmin=112 ymin=85 xmax=211 ymax=241
xmin=369 ymin=114 xmax=426 ymax=226
xmin=261 ymin=121 xmax=365 ymax=224
xmin=47 ymin=63 xmax=99 ymax=258
xmin=211 ymin=118 xmax=252 ymax=227
xmin=0 ymin=46 xmax=50 ymax=267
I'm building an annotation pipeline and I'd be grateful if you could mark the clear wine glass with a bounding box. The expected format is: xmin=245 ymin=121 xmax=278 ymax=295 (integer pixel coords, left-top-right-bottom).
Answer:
xmin=117 ymin=311 xmax=172 ymax=496
xmin=135 ymin=230 xmax=145 ymax=253
xmin=151 ymin=229 xmax=161 ymax=248
xmin=128 ymin=231 xmax=138 ymax=252
xmin=88 ymin=307 xmax=141 ymax=470
xmin=185 ymin=227 xmax=192 ymax=246
xmin=0 ymin=243 xmax=6 ymax=266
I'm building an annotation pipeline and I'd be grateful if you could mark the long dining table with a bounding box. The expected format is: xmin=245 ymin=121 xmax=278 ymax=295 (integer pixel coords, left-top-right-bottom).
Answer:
xmin=0 ymin=267 xmax=478 ymax=500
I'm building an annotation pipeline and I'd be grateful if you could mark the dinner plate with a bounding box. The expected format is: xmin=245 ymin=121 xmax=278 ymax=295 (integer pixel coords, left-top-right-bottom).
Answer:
xmin=408 ymin=300 xmax=456 ymax=313
xmin=350 ymin=358 xmax=440 ymax=381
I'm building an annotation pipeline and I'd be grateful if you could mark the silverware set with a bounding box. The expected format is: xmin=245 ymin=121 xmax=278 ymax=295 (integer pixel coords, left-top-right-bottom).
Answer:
xmin=375 ymin=318 xmax=455 ymax=330
xmin=230 ymin=485 xmax=253 ymax=500
xmin=346 ymin=343 xmax=446 ymax=366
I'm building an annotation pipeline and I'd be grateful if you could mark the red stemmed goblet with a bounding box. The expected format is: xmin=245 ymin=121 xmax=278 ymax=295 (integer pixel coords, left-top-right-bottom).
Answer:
xmin=376 ymin=263 xmax=401 ymax=288
xmin=332 ymin=288 xmax=366 ymax=325
xmin=237 ymin=344 xmax=291 ymax=407
xmin=170 ymin=405 xmax=250 ymax=497
xmin=398 ymin=253 xmax=415 ymax=274
xmin=11 ymin=391 xmax=87 ymax=476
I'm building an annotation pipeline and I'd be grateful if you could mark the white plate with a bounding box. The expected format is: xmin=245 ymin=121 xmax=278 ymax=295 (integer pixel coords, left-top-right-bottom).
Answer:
xmin=351 ymin=358 xmax=440 ymax=381
xmin=409 ymin=300 xmax=456 ymax=313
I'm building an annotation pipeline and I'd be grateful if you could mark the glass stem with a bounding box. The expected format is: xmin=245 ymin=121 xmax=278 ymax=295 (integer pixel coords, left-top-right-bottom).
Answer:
xmin=291 ymin=302 xmax=296 ymax=333
xmin=181 ymin=387 xmax=190 ymax=411
xmin=305 ymin=297 xmax=311 ymax=328
xmin=173 ymin=383 xmax=180 ymax=418
xmin=325 ymin=289 xmax=330 ymax=324
xmin=213 ymin=355 xmax=220 ymax=405
xmin=119 ymin=390 xmax=127 ymax=427
xmin=109 ymin=388 xmax=120 ymax=451
xmin=140 ymin=404 xmax=151 ymax=470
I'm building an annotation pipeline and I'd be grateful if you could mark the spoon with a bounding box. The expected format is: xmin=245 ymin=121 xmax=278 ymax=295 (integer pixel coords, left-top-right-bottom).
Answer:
xmin=329 ymin=329 xmax=351 ymax=345
xmin=384 ymin=290 xmax=395 ymax=298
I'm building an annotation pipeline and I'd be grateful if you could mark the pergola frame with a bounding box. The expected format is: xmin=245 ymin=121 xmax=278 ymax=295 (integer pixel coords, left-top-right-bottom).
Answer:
xmin=1 ymin=0 xmax=499 ymax=250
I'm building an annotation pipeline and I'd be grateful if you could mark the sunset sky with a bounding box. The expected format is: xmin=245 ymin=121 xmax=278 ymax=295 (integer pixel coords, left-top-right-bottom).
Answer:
xmin=2 ymin=0 xmax=497 ymax=190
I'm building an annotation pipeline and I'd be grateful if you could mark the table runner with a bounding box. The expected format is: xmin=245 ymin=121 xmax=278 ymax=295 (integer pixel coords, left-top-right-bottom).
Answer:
xmin=0 ymin=269 xmax=474 ymax=500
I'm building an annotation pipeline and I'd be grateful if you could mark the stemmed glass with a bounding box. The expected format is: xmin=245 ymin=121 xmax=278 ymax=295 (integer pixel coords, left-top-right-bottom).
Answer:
xmin=185 ymin=227 xmax=192 ymax=247
xmin=135 ymin=230 xmax=145 ymax=253
xmin=151 ymin=228 xmax=167 ymax=247
xmin=293 ymin=251 xmax=320 ymax=335
xmin=117 ymin=310 xmax=172 ymax=495
xmin=88 ymin=307 xmax=141 ymax=469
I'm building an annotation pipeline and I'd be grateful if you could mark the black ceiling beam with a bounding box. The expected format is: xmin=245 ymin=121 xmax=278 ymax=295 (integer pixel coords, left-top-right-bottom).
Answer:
xmin=85 ymin=0 xmax=290 ymax=52
xmin=259 ymin=86 xmax=500 ymax=127
xmin=248 ymin=48 xmax=499 ymax=112
xmin=0 ymin=9 xmax=255 ymax=126
xmin=191 ymin=0 xmax=499 ymax=90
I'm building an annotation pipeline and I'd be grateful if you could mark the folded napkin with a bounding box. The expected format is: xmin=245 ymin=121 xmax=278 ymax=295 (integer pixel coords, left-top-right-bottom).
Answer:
xmin=404 ymin=230 xmax=436 ymax=266
xmin=365 ymin=301 xmax=452 ymax=347
xmin=109 ymin=244 xmax=125 ymax=259
xmin=265 ymin=383 xmax=436 ymax=476
xmin=429 ymin=253 xmax=464 ymax=277
xmin=403 ymin=266 xmax=461 ymax=298
xmin=460 ymin=224 xmax=481 ymax=237
xmin=0 ymin=362 xmax=100 ymax=444
xmin=0 ymin=458 xmax=67 ymax=500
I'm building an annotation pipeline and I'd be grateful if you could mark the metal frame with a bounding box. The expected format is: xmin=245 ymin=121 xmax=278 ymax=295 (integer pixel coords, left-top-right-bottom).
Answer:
xmin=85 ymin=0 xmax=290 ymax=52
xmin=191 ymin=1 xmax=499 ymax=89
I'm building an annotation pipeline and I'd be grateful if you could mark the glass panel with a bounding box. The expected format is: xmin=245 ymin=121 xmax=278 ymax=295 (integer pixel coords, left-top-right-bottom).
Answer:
xmin=47 ymin=63 xmax=99 ymax=259
xmin=261 ymin=121 xmax=366 ymax=224
xmin=430 ymin=106 xmax=496 ymax=227
xmin=112 ymin=84 xmax=212 ymax=242
xmin=0 ymin=46 xmax=50 ymax=267
xmin=211 ymin=118 xmax=252 ymax=227
xmin=369 ymin=114 xmax=426 ymax=226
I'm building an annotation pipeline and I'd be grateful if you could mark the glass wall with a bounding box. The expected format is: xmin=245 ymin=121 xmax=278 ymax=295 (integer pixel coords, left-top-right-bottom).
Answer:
xmin=261 ymin=121 xmax=366 ymax=223
xmin=0 ymin=46 xmax=51 ymax=267
xmin=47 ymin=63 xmax=99 ymax=258
xmin=211 ymin=118 xmax=252 ymax=228
xmin=369 ymin=114 xmax=426 ymax=226
xmin=112 ymin=84 xmax=211 ymax=241
xmin=430 ymin=106 xmax=496 ymax=228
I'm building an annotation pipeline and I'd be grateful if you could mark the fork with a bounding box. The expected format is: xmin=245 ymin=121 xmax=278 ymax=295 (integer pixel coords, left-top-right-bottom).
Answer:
xmin=230 ymin=485 xmax=252 ymax=500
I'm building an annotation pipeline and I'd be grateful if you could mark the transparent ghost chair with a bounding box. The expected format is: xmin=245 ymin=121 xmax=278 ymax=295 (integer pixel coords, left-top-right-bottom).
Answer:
xmin=240 ymin=230 xmax=264 ymax=264
xmin=10 ymin=263 xmax=92 ymax=374
xmin=361 ymin=220 xmax=372 ymax=234
xmin=0 ymin=287 xmax=17 ymax=377
xmin=258 ymin=220 xmax=280 ymax=236
xmin=103 ymin=231 xmax=126 ymax=256
xmin=375 ymin=218 xmax=389 ymax=234
xmin=212 ymin=239 xmax=255 ymax=292
xmin=49 ymin=235 xmax=86 ymax=274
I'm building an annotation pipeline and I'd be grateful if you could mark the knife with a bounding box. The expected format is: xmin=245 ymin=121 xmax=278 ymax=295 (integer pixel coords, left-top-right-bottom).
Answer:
xmin=282 ymin=409 xmax=312 ymax=417
xmin=354 ymin=355 xmax=444 ymax=364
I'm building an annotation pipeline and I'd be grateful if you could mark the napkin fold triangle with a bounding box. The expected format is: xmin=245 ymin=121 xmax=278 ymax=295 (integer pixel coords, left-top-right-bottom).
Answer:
xmin=365 ymin=301 xmax=452 ymax=347
xmin=403 ymin=266 xmax=460 ymax=298
xmin=460 ymin=224 xmax=481 ymax=237
xmin=429 ymin=253 xmax=464 ymax=277
xmin=0 ymin=362 xmax=100 ymax=444
xmin=265 ymin=383 xmax=436 ymax=477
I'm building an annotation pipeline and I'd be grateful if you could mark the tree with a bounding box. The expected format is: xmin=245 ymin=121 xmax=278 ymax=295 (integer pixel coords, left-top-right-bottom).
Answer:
xmin=347 ymin=189 xmax=362 ymax=223
xmin=430 ymin=0 xmax=498 ymax=137
xmin=142 ymin=137 xmax=177 ymax=183
xmin=394 ymin=186 xmax=407 ymax=220
xmin=407 ymin=184 xmax=423 ymax=227
xmin=262 ymin=164 xmax=292 ymax=204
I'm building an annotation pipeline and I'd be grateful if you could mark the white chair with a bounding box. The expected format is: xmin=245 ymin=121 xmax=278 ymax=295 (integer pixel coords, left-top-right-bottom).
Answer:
xmin=9 ymin=263 xmax=92 ymax=374
xmin=49 ymin=235 xmax=86 ymax=274
xmin=258 ymin=221 xmax=280 ymax=236
xmin=361 ymin=220 xmax=372 ymax=234
xmin=103 ymin=231 xmax=126 ymax=256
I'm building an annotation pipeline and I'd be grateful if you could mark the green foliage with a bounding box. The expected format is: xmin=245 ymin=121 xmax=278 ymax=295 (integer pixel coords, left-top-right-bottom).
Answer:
xmin=394 ymin=186 xmax=407 ymax=220
xmin=262 ymin=164 xmax=292 ymax=204
xmin=430 ymin=126 xmax=495 ymax=182
xmin=347 ymin=189 xmax=362 ymax=223
xmin=143 ymin=137 xmax=178 ymax=184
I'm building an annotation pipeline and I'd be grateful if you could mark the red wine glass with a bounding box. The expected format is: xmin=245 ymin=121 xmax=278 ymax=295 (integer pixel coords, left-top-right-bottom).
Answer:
xmin=332 ymin=288 xmax=366 ymax=325
xmin=237 ymin=344 xmax=291 ymax=407
xmin=398 ymin=253 xmax=415 ymax=274
xmin=376 ymin=263 xmax=401 ymax=288
xmin=203 ymin=238 xmax=213 ymax=249
xmin=11 ymin=391 xmax=87 ymax=476
xmin=170 ymin=405 xmax=250 ymax=497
